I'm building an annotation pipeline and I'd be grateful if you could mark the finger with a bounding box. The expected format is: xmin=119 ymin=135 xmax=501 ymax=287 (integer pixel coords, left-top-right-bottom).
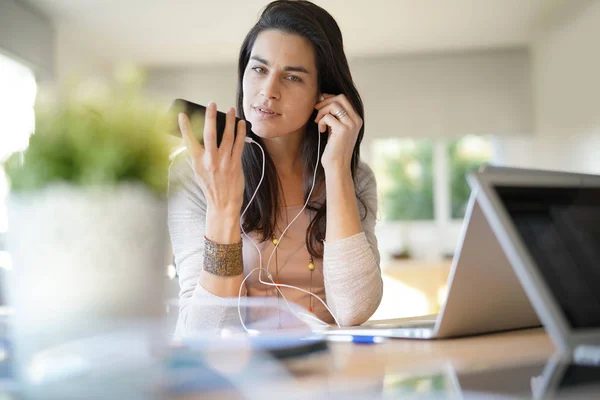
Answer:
xmin=232 ymin=119 xmax=247 ymax=159
xmin=203 ymin=101 xmax=218 ymax=155
xmin=315 ymin=93 xmax=337 ymax=110
xmin=315 ymin=101 xmax=354 ymax=128
xmin=318 ymin=113 xmax=344 ymax=134
xmin=314 ymin=101 xmax=343 ymax=123
xmin=315 ymin=94 xmax=359 ymax=122
xmin=331 ymin=94 xmax=361 ymax=125
xmin=179 ymin=112 xmax=204 ymax=158
xmin=220 ymin=107 xmax=236 ymax=154
xmin=318 ymin=100 xmax=359 ymax=129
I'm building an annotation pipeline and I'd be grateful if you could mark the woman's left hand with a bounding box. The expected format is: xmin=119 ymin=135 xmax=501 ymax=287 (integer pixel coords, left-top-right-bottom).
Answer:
xmin=314 ymin=93 xmax=362 ymax=173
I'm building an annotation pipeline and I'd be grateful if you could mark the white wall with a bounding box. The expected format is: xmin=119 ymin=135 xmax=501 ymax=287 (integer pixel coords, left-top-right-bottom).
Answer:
xmin=146 ymin=64 xmax=238 ymax=110
xmin=0 ymin=1 xmax=113 ymax=86
xmin=531 ymin=0 xmax=600 ymax=173
xmin=0 ymin=0 xmax=54 ymax=79
xmin=54 ymin=25 xmax=113 ymax=86
xmin=352 ymin=48 xmax=533 ymax=138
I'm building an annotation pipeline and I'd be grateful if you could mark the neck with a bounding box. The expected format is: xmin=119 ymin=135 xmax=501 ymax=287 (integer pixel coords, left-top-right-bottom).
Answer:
xmin=263 ymin=128 xmax=305 ymax=177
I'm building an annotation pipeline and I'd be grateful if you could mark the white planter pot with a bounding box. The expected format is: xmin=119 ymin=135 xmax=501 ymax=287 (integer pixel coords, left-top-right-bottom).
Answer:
xmin=4 ymin=183 xmax=168 ymax=388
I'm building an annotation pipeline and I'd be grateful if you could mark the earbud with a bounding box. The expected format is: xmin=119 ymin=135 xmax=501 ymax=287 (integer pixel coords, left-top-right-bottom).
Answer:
xmin=244 ymin=137 xmax=254 ymax=144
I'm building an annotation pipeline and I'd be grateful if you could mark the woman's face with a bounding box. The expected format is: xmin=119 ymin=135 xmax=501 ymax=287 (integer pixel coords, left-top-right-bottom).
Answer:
xmin=242 ymin=29 xmax=319 ymax=139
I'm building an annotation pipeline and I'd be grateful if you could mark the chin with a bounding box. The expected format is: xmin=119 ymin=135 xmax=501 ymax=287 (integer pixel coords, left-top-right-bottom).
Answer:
xmin=248 ymin=121 xmax=283 ymax=139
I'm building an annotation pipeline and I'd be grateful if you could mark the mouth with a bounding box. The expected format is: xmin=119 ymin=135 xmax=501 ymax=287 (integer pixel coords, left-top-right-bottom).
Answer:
xmin=253 ymin=106 xmax=280 ymax=119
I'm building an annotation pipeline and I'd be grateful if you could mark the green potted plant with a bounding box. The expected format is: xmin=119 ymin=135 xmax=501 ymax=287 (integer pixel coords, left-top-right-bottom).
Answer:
xmin=2 ymin=69 xmax=172 ymax=388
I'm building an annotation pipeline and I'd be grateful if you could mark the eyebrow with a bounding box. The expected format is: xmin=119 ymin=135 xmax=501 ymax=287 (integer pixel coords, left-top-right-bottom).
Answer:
xmin=250 ymin=56 xmax=311 ymax=74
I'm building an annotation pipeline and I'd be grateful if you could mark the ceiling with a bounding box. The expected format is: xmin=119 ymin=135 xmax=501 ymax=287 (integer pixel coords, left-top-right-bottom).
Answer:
xmin=26 ymin=0 xmax=579 ymax=67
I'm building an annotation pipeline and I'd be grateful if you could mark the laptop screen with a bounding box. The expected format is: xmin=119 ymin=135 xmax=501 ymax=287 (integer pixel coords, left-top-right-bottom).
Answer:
xmin=494 ymin=186 xmax=600 ymax=329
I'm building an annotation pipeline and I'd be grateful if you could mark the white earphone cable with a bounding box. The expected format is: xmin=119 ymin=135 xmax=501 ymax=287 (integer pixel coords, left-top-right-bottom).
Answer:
xmin=237 ymin=129 xmax=341 ymax=331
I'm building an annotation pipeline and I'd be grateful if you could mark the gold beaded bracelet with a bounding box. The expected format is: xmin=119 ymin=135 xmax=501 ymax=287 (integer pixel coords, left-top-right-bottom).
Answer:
xmin=203 ymin=236 xmax=243 ymax=277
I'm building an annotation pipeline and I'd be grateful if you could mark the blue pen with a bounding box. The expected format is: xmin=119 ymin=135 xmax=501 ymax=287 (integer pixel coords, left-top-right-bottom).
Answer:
xmin=326 ymin=335 xmax=386 ymax=344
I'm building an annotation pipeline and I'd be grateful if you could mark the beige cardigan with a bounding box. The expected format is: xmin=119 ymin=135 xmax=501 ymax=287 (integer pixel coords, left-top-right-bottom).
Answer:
xmin=168 ymin=152 xmax=383 ymax=337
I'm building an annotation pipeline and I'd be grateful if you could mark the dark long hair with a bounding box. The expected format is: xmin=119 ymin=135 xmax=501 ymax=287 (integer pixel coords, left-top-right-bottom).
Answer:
xmin=237 ymin=0 xmax=366 ymax=258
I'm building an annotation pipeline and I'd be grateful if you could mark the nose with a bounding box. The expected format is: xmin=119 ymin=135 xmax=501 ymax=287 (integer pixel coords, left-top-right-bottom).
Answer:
xmin=260 ymin=74 xmax=280 ymax=100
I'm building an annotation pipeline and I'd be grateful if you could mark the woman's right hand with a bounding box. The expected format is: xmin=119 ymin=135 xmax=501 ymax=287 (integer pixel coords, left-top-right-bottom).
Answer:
xmin=179 ymin=102 xmax=247 ymax=218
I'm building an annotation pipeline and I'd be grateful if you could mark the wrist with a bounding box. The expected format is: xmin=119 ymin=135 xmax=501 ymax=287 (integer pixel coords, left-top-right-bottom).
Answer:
xmin=324 ymin=164 xmax=352 ymax=181
xmin=205 ymin=208 xmax=241 ymax=244
xmin=206 ymin=202 xmax=242 ymax=219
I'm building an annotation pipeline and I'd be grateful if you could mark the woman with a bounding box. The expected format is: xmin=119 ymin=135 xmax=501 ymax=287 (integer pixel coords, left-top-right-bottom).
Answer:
xmin=169 ymin=0 xmax=382 ymax=336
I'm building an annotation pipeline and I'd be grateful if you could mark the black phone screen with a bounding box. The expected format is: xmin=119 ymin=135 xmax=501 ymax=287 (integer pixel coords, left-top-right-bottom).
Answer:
xmin=168 ymin=98 xmax=252 ymax=147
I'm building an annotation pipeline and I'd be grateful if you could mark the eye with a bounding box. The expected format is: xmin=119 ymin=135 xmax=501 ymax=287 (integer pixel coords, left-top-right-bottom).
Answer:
xmin=286 ymin=75 xmax=303 ymax=83
xmin=252 ymin=66 xmax=266 ymax=74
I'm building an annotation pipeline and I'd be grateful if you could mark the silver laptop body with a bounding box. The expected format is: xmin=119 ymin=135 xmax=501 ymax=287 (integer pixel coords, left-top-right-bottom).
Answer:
xmin=326 ymin=181 xmax=540 ymax=339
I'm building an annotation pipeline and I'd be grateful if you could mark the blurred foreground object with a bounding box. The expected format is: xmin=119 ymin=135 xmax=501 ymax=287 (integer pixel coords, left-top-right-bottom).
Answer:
xmin=1 ymin=67 xmax=171 ymax=395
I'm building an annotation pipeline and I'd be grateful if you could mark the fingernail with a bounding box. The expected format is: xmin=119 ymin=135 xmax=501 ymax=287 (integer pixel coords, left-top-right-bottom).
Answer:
xmin=208 ymin=101 xmax=215 ymax=108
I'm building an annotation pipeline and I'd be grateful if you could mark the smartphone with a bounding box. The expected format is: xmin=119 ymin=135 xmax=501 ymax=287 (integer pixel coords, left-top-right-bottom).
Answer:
xmin=168 ymin=98 xmax=252 ymax=147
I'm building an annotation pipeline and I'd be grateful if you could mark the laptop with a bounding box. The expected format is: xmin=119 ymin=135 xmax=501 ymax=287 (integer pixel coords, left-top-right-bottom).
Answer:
xmin=468 ymin=165 xmax=600 ymax=358
xmin=325 ymin=173 xmax=540 ymax=339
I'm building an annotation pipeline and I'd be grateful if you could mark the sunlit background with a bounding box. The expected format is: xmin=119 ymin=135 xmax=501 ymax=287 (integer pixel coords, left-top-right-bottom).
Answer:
xmin=0 ymin=52 xmax=36 ymax=272
xmin=1 ymin=0 xmax=599 ymax=320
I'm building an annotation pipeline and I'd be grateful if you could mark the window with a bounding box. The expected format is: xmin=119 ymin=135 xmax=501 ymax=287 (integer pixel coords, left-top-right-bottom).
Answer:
xmin=372 ymin=135 xmax=493 ymax=222
xmin=448 ymin=135 xmax=493 ymax=219
xmin=0 ymin=53 xmax=37 ymax=240
xmin=372 ymin=138 xmax=434 ymax=221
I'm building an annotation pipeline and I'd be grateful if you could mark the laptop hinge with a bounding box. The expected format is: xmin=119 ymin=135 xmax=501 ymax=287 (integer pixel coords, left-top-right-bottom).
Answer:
xmin=573 ymin=345 xmax=600 ymax=365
